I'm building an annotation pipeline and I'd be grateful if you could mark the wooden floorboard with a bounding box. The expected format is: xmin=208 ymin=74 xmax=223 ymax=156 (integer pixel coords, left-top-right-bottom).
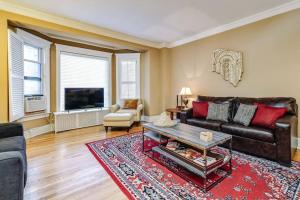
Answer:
xmin=24 ymin=125 xmax=300 ymax=200
xmin=24 ymin=125 xmax=142 ymax=200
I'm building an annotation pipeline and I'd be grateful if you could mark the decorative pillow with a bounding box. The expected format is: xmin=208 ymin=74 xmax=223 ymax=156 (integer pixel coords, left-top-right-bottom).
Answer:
xmin=233 ymin=104 xmax=257 ymax=126
xmin=123 ymin=99 xmax=138 ymax=109
xmin=251 ymin=104 xmax=287 ymax=129
xmin=206 ymin=102 xmax=230 ymax=122
xmin=192 ymin=101 xmax=209 ymax=118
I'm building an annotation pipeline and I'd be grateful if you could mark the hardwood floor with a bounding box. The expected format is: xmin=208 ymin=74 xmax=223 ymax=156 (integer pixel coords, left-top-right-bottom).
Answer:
xmin=24 ymin=126 xmax=142 ymax=200
xmin=25 ymin=125 xmax=300 ymax=200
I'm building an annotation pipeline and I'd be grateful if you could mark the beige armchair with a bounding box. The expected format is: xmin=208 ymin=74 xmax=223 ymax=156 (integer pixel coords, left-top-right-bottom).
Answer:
xmin=110 ymin=99 xmax=143 ymax=122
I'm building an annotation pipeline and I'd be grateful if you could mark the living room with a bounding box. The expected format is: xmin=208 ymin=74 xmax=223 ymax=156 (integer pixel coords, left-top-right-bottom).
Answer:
xmin=0 ymin=0 xmax=300 ymax=199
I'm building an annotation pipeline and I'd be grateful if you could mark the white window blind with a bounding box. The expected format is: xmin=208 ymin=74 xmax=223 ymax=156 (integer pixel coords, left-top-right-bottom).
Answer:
xmin=116 ymin=53 xmax=140 ymax=104
xmin=59 ymin=52 xmax=110 ymax=111
xmin=8 ymin=30 xmax=25 ymax=121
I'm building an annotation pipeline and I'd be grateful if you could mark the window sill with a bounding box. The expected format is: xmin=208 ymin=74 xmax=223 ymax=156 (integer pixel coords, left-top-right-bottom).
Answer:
xmin=17 ymin=112 xmax=50 ymax=122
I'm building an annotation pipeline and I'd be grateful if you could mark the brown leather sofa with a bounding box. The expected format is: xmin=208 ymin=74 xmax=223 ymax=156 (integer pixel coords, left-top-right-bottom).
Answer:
xmin=180 ymin=96 xmax=298 ymax=165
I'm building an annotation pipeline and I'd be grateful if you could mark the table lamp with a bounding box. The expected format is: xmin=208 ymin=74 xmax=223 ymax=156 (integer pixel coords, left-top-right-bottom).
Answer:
xmin=180 ymin=87 xmax=192 ymax=108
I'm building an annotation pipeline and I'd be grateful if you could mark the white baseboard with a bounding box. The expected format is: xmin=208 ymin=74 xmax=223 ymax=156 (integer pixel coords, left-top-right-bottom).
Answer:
xmin=24 ymin=124 xmax=54 ymax=139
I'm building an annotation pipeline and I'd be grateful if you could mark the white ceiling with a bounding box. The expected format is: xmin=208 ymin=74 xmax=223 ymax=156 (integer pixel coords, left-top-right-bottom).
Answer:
xmin=6 ymin=0 xmax=299 ymax=46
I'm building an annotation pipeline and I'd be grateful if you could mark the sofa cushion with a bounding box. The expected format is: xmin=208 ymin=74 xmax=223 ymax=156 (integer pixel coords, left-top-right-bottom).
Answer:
xmin=116 ymin=109 xmax=137 ymax=116
xmin=234 ymin=97 xmax=297 ymax=116
xmin=0 ymin=136 xmax=25 ymax=152
xmin=0 ymin=136 xmax=27 ymax=185
xmin=186 ymin=118 xmax=223 ymax=131
xmin=233 ymin=103 xmax=257 ymax=126
xmin=207 ymin=102 xmax=230 ymax=122
xmin=192 ymin=101 xmax=208 ymax=118
xmin=104 ymin=113 xmax=133 ymax=121
xmin=196 ymin=96 xmax=235 ymax=120
xmin=221 ymin=123 xmax=274 ymax=143
xmin=251 ymin=104 xmax=287 ymax=129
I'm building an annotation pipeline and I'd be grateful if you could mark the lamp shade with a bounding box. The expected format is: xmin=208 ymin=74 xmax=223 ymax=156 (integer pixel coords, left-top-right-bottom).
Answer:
xmin=179 ymin=87 xmax=192 ymax=95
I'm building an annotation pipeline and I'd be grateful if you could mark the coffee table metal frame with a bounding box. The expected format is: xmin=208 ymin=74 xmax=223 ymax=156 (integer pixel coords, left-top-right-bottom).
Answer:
xmin=142 ymin=123 xmax=233 ymax=192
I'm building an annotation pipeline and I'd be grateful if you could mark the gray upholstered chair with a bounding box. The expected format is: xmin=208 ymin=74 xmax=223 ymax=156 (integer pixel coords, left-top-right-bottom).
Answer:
xmin=0 ymin=123 xmax=27 ymax=200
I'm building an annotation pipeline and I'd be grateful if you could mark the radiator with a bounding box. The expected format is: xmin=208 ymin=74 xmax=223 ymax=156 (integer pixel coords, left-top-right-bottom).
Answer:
xmin=25 ymin=96 xmax=46 ymax=113
xmin=54 ymin=109 xmax=109 ymax=133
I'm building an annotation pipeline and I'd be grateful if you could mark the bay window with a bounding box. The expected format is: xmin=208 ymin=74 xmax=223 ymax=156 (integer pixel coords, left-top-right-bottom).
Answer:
xmin=57 ymin=45 xmax=112 ymax=111
xmin=116 ymin=53 xmax=140 ymax=104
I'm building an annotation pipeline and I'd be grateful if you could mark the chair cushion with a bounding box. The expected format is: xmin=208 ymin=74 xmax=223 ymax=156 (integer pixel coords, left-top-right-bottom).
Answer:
xmin=116 ymin=109 xmax=137 ymax=116
xmin=207 ymin=102 xmax=230 ymax=122
xmin=104 ymin=113 xmax=133 ymax=121
xmin=186 ymin=118 xmax=223 ymax=131
xmin=221 ymin=123 xmax=274 ymax=143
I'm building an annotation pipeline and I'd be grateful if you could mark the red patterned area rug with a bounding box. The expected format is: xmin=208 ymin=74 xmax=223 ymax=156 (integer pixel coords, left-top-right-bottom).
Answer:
xmin=86 ymin=133 xmax=300 ymax=200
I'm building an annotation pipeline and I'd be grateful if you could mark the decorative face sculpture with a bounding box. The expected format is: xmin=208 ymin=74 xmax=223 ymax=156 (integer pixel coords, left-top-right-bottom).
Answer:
xmin=212 ymin=49 xmax=243 ymax=87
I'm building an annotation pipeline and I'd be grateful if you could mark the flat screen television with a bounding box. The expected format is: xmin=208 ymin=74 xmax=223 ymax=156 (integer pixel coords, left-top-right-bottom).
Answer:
xmin=65 ymin=88 xmax=104 ymax=110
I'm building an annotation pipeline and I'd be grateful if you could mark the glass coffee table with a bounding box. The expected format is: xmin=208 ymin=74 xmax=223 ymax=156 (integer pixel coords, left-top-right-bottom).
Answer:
xmin=142 ymin=122 xmax=232 ymax=192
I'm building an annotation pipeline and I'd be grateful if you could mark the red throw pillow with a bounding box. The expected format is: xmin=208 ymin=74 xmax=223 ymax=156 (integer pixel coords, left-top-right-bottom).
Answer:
xmin=192 ymin=101 xmax=209 ymax=118
xmin=251 ymin=104 xmax=287 ymax=129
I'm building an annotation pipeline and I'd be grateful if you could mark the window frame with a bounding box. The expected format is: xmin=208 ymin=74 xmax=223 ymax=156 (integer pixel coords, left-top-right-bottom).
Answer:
xmin=23 ymin=43 xmax=43 ymax=96
xmin=17 ymin=29 xmax=51 ymax=113
xmin=116 ymin=53 xmax=140 ymax=104
xmin=56 ymin=44 xmax=112 ymax=112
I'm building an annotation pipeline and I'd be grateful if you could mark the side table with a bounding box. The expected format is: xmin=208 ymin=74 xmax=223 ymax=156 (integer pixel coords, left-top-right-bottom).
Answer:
xmin=165 ymin=108 xmax=182 ymax=120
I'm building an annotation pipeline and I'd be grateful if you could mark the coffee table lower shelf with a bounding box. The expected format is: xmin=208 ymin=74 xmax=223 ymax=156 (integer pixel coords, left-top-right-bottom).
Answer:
xmin=150 ymin=146 xmax=232 ymax=192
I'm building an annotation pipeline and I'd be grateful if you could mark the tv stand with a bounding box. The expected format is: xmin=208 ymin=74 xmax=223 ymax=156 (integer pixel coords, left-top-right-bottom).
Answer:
xmin=54 ymin=108 xmax=110 ymax=133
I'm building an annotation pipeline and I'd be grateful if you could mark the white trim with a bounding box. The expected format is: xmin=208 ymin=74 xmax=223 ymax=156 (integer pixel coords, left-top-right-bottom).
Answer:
xmin=17 ymin=113 xmax=50 ymax=122
xmin=56 ymin=44 xmax=112 ymax=111
xmin=168 ymin=0 xmax=300 ymax=47
xmin=17 ymin=29 xmax=52 ymax=113
xmin=1 ymin=0 xmax=299 ymax=48
xmin=297 ymin=138 xmax=300 ymax=150
xmin=116 ymin=53 xmax=141 ymax=104
xmin=16 ymin=29 xmax=52 ymax=48
xmin=24 ymin=124 xmax=53 ymax=139
xmin=0 ymin=0 xmax=161 ymax=48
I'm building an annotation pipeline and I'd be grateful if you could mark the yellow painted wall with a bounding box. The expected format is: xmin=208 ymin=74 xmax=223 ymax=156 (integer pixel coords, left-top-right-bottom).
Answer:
xmin=166 ymin=9 xmax=300 ymax=136
xmin=0 ymin=10 xmax=162 ymax=125
xmin=0 ymin=15 xmax=8 ymax=122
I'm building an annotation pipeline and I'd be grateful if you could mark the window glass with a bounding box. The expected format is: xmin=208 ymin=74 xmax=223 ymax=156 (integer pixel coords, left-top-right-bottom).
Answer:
xmin=24 ymin=79 xmax=42 ymax=96
xmin=24 ymin=45 xmax=39 ymax=62
xmin=24 ymin=61 xmax=41 ymax=78
xmin=23 ymin=44 xmax=42 ymax=96
xmin=117 ymin=54 xmax=140 ymax=102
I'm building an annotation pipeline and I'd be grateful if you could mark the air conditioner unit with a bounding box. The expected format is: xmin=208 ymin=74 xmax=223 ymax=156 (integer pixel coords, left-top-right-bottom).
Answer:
xmin=25 ymin=96 xmax=46 ymax=113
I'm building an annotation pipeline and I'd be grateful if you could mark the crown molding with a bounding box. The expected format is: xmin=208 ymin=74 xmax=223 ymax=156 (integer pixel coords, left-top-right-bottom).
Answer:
xmin=0 ymin=0 xmax=162 ymax=48
xmin=0 ymin=0 xmax=299 ymax=49
xmin=167 ymin=0 xmax=300 ymax=48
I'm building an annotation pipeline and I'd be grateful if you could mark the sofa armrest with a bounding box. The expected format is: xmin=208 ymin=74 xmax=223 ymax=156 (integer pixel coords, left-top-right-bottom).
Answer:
xmin=0 ymin=151 xmax=25 ymax=200
xmin=110 ymin=104 xmax=120 ymax=113
xmin=274 ymin=114 xmax=298 ymax=164
xmin=0 ymin=123 xmax=24 ymax=139
xmin=180 ymin=108 xmax=193 ymax=123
